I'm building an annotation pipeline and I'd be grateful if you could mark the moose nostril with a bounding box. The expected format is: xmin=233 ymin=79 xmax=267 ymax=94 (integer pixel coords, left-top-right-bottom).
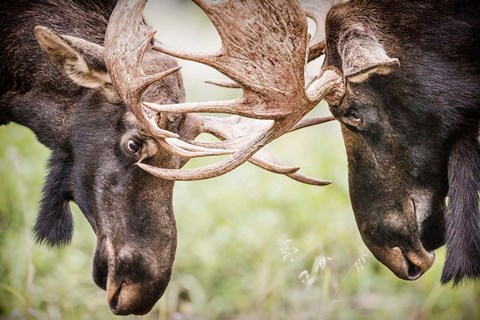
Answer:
xmin=109 ymin=282 xmax=125 ymax=315
xmin=392 ymin=246 xmax=434 ymax=280
xmin=405 ymin=258 xmax=423 ymax=280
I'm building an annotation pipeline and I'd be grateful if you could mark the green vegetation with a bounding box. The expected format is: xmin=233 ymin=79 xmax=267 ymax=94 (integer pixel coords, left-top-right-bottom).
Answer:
xmin=1 ymin=116 xmax=480 ymax=319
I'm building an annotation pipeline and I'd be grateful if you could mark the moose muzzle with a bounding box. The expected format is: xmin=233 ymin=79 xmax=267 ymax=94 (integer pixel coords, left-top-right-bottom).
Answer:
xmin=93 ymin=229 xmax=176 ymax=315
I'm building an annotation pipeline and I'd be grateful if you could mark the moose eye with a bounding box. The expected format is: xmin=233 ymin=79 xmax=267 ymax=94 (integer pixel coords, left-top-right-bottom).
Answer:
xmin=349 ymin=110 xmax=362 ymax=122
xmin=126 ymin=139 xmax=142 ymax=154
xmin=344 ymin=108 xmax=363 ymax=126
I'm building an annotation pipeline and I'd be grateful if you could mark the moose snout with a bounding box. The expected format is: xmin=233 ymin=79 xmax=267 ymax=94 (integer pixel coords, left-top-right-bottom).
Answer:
xmin=362 ymin=239 xmax=435 ymax=281
xmin=107 ymin=279 xmax=166 ymax=315
xmin=93 ymin=245 xmax=172 ymax=315
xmin=361 ymin=227 xmax=437 ymax=281
xmin=390 ymin=246 xmax=435 ymax=280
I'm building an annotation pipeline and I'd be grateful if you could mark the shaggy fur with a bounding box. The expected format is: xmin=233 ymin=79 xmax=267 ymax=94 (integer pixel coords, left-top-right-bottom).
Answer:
xmin=34 ymin=151 xmax=74 ymax=246
xmin=442 ymin=133 xmax=480 ymax=284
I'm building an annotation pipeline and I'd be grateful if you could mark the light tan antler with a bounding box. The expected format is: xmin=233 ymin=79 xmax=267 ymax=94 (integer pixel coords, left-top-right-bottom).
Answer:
xmin=105 ymin=0 xmax=344 ymax=185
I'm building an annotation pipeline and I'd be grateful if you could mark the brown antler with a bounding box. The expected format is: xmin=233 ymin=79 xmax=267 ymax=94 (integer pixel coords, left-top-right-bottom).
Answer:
xmin=144 ymin=0 xmax=344 ymax=181
xmin=105 ymin=0 xmax=344 ymax=185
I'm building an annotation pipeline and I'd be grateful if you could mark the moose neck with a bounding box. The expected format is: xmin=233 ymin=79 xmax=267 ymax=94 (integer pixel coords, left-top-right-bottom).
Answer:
xmin=0 ymin=81 xmax=92 ymax=150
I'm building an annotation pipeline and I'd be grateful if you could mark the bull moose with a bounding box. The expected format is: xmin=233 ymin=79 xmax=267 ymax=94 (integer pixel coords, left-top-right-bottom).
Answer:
xmin=319 ymin=0 xmax=480 ymax=284
xmin=0 ymin=0 xmax=335 ymax=315
xmin=0 ymin=0 xmax=187 ymax=315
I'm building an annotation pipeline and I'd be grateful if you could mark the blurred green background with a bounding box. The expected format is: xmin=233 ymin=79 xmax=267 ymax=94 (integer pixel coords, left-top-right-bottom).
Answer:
xmin=1 ymin=1 xmax=479 ymax=319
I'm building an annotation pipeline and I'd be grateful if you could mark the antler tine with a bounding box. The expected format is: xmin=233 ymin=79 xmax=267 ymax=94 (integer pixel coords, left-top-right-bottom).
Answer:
xmin=144 ymin=97 xmax=286 ymax=120
xmin=144 ymin=99 xmax=292 ymax=123
xmin=153 ymin=42 xmax=219 ymax=70
xmin=205 ymin=79 xmax=241 ymax=89
xmin=249 ymin=149 xmax=331 ymax=186
xmin=291 ymin=115 xmax=336 ymax=131
xmin=160 ymin=138 xmax=235 ymax=158
xmin=104 ymin=0 xmax=181 ymax=139
xmin=287 ymin=172 xmax=332 ymax=186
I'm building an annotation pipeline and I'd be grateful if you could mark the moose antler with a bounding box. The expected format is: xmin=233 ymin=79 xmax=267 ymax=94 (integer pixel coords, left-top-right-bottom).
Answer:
xmin=105 ymin=0 xmax=344 ymax=185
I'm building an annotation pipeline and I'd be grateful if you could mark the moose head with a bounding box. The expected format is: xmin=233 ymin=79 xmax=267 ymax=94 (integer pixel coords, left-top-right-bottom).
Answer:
xmin=31 ymin=19 xmax=186 ymax=317
xmin=319 ymin=0 xmax=480 ymax=283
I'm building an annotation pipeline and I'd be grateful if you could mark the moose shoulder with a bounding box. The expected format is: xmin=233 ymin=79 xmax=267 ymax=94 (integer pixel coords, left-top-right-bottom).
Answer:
xmin=323 ymin=0 xmax=480 ymax=283
xmin=0 ymin=0 xmax=189 ymax=315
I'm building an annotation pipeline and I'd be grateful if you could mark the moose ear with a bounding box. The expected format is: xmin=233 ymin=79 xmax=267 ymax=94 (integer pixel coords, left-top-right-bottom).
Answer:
xmin=34 ymin=26 xmax=120 ymax=103
xmin=338 ymin=24 xmax=400 ymax=83
xmin=34 ymin=152 xmax=74 ymax=247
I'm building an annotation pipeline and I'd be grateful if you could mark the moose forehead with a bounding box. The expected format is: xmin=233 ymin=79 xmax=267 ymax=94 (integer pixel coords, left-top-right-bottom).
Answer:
xmin=123 ymin=112 xmax=138 ymax=129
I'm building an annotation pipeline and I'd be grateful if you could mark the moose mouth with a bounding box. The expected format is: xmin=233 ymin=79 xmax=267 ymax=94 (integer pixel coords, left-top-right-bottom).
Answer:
xmin=366 ymin=236 xmax=436 ymax=281
xmin=107 ymin=281 xmax=154 ymax=316
xmin=107 ymin=279 xmax=164 ymax=315
xmin=108 ymin=281 xmax=127 ymax=315
xmin=391 ymin=246 xmax=435 ymax=280
xmin=93 ymin=239 xmax=172 ymax=315
xmin=386 ymin=197 xmax=438 ymax=280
